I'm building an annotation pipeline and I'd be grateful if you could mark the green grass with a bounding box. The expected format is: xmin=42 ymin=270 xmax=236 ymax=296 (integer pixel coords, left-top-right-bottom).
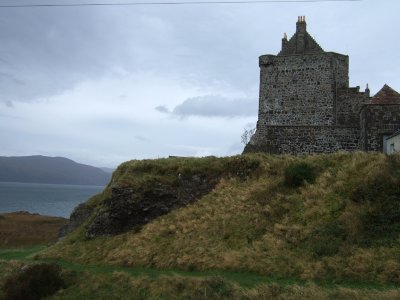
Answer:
xmin=2 ymin=247 xmax=400 ymax=299
xmin=0 ymin=246 xmax=46 ymax=260
xmin=4 ymin=153 xmax=400 ymax=299
xmin=38 ymin=152 xmax=400 ymax=287
xmin=0 ymin=247 xmax=302 ymax=288
xmin=1 ymin=247 xmax=399 ymax=291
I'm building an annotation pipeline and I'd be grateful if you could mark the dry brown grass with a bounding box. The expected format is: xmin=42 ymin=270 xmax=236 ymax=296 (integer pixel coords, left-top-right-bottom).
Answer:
xmin=41 ymin=152 xmax=400 ymax=285
xmin=48 ymin=271 xmax=400 ymax=299
xmin=0 ymin=212 xmax=68 ymax=248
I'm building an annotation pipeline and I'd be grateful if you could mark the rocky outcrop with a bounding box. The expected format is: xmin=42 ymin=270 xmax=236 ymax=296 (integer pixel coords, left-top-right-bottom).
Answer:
xmin=86 ymin=174 xmax=217 ymax=238
xmin=58 ymin=156 xmax=261 ymax=239
xmin=59 ymin=202 xmax=95 ymax=237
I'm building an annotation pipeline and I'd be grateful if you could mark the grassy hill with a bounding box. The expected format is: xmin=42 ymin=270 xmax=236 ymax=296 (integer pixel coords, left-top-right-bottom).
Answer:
xmin=40 ymin=152 xmax=400 ymax=287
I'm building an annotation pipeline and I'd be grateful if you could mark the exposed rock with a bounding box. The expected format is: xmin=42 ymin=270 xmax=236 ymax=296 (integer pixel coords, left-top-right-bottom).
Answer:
xmin=86 ymin=174 xmax=216 ymax=238
xmin=59 ymin=202 xmax=95 ymax=237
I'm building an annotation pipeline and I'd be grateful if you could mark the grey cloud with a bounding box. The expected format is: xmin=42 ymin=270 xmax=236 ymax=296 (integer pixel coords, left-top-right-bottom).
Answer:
xmin=155 ymin=105 xmax=170 ymax=113
xmin=0 ymin=7 xmax=151 ymax=103
xmin=0 ymin=0 xmax=398 ymax=107
xmin=0 ymin=9 xmax=106 ymax=103
xmin=0 ymin=72 xmax=25 ymax=85
xmin=0 ymin=3 xmax=265 ymax=104
xmin=171 ymin=95 xmax=257 ymax=118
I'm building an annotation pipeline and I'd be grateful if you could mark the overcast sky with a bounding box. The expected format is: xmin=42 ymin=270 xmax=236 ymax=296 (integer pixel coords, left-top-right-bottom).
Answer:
xmin=0 ymin=0 xmax=399 ymax=167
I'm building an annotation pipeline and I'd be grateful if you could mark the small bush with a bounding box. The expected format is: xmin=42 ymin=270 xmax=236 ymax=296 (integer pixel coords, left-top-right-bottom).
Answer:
xmin=2 ymin=263 xmax=64 ymax=300
xmin=284 ymin=162 xmax=316 ymax=187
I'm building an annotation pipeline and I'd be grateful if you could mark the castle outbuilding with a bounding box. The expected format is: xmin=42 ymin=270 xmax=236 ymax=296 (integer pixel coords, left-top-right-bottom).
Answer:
xmin=244 ymin=17 xmax=400 ymax=154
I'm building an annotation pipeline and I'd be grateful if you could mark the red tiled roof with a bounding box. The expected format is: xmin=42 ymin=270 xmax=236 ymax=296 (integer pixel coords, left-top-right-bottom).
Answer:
xmin=369 ymin=84 xmax=400 ymax=105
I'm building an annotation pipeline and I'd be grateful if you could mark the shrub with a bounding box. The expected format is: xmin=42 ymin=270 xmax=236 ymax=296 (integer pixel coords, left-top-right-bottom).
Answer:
xmin=2 ymin=263 xmax=64 ymax=300
xmin=284 ymin=162 xmax=316 ymax=187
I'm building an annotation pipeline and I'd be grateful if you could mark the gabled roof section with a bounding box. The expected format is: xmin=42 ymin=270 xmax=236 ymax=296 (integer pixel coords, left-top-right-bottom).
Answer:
xmin=279 ymin=16 xmax=324 ymax=56
xmin=369 ymin=84 xmax=400 ymax=105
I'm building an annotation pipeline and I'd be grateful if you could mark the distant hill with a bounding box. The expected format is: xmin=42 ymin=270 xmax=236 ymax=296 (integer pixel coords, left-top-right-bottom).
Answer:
xmin=0 ymin=155 xmax=111 ymax=186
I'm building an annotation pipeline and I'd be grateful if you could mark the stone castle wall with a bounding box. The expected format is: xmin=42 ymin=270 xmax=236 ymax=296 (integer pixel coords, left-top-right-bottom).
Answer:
xmin=360 ymin=104 xmax=400 ymax=151
xmin=245 ymin=19 xmax=399 ymax=156
xmin=337 ymin=87 xmax=370 ymax=127
xmin=249 ymin=50 xmax=363 ymax=155
xmin=258 ymin=52 xmax=348 ymax=127
xmin=246 ymin=125 xmax=359 ymax=154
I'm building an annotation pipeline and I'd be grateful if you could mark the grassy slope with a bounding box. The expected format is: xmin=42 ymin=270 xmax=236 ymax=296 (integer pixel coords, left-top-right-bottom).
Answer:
xmin=41 ymin=152 xmax=400 ymax=285
xmin=0 ymin=212 xmax=68 ymax=248
xmin=44 ymin=273 xmax=400 ymax=300
xmin=1 ymin=249 xmax=400 ymax=299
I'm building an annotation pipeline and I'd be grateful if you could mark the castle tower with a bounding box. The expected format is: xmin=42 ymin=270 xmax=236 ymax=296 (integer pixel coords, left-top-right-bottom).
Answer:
xmin=244 ymin=17 xmax=369 ymax=154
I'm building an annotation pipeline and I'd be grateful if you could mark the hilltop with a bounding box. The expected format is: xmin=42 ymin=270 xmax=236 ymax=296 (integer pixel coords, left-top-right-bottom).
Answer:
xmin=0 ymin=155 xmax=111 ymax=186
xmin=41 ymin=152 xmax=400 ymax=286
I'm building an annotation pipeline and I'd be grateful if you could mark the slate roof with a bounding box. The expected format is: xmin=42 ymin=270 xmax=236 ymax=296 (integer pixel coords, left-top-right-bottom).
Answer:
xmin=387 ymin=129 xmax=400 ymax=139
xmin=369 ymin=84 xmax=400 ymax=105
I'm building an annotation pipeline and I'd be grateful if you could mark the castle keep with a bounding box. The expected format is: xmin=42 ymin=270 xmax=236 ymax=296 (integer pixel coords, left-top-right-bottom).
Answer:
xmin=244 ymin=17 xmax=400 ymax=154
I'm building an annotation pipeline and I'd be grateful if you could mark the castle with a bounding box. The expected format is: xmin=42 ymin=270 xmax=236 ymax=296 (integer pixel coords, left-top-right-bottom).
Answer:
xmin=244 ymin=17 xmax=400 ymax=154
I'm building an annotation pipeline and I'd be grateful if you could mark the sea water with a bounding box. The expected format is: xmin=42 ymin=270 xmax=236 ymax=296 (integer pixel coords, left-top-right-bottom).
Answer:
xmin=0 ymin=182 xmax=104 ymax=218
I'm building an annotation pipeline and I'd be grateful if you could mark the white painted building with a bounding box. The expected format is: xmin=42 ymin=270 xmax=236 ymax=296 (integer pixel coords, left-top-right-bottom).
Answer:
xmin=385 ymin=130 xmax=400 ymax=154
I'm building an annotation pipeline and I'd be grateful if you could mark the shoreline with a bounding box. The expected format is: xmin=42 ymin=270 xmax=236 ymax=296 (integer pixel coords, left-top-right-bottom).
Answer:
xmin=0 ymin=210 xmax=68 ymax=220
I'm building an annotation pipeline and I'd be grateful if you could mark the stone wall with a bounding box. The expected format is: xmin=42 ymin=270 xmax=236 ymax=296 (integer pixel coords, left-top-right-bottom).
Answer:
xmin=360 ymin=104 xmax=400 ymax=151
xmin=245 ymin=125 xmax=359 ymax=154
xmin=336 ymin=87 xmax=370 ymax=126
xmin=246 ymin=19 xmax=400 ymax=156
xmin=258 ymin=52 xmax=349 ymax=127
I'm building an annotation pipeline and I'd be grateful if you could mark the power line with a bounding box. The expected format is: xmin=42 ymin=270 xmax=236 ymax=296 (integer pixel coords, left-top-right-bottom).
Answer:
xmin=0 ymin=0 xmax=363 ymax=8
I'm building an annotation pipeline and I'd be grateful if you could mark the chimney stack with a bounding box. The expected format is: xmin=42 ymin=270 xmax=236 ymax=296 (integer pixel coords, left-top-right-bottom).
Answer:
xmin=296 ymin=16 xmax=307 ymax=53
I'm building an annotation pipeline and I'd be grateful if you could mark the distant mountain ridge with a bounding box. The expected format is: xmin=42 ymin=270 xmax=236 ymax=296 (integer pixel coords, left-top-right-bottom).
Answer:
xmin=0 ymin=155 xmax=111 ymax=186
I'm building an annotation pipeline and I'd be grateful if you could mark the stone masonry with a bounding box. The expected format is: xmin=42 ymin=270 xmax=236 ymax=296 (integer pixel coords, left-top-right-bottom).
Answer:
xmin=360 ymin=85 xmax=400 ymax=151
xmin=244 ymin=17 xmax=400 ymax=154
